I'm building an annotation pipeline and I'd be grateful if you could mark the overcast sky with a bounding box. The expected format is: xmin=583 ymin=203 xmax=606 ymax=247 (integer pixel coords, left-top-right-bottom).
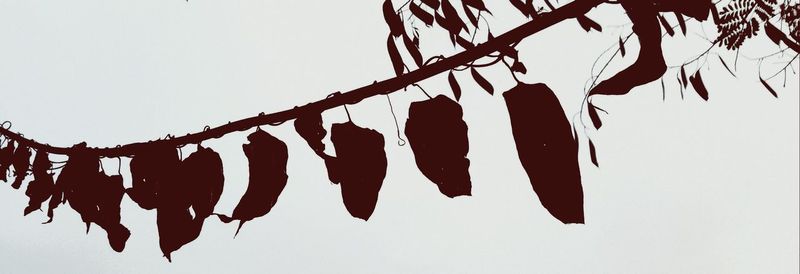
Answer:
xmin=0 ymin=0 xmax=798 ymax=273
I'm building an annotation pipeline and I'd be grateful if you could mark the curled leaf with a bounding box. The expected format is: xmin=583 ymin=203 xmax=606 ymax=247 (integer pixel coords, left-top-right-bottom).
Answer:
xmin=218 ymin=129 xmax=289 ymax=236
xmin=128 ymin=145 xmax=180 ymax=210
xmin=11 ymin=145 xmax=31 ymax=189
xmin=689 ymin=71 xmax=709 ymax=101
xmin=504 ymin=83 xmax=584 ymax=224
xmin=405 ymin=95 xmax=471 ymax=198
xmin=471 ymin=67 xmax=494 ymax=95
xmin=24 ymin=151 xmax=54 ymax=216
xmin=0 ymin=140 xmax=15 ymax=182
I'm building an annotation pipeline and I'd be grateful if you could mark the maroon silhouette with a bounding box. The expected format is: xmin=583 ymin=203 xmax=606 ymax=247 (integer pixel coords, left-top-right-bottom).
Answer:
xmin=157 ymin=145 xmax=224 ymax=261
xmin=24 ymin=151 xmax=54 ymax=216
xmin=11 ymin=144 xmax=31 ymax=189
xmin=0 ymin=140 xmax=15 ymax=182
xmin=329 ymin=122 xmax=387 ymax=220
xmin=405 ymin=95 xmax=471 ymax=198
xmin=294 ymin=112 xmax=340 ymax=183
xmin=128 ymin=145 xmax=181 ymax=210
xmin=217 ymin=129 xmax=288 ymax=236
xmin=504 ymin=83 xmax=584 ymax=224
xmin=56 ymin=143 xmax=131 ymax=251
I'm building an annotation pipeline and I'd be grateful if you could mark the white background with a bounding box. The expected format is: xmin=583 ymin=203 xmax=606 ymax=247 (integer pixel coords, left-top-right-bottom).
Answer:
xmin=0 ymin=0 xmax=798 ymax=273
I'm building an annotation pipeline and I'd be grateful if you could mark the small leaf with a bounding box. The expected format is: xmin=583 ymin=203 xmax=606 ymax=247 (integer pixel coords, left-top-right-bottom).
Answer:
xmin=576 ymin=15 xmax=601 ymax=32
xmin=442 ymin=0 xmax=468 ymax=33
xmin=689 ymin=71 xmax=709 ymax=101
xmin=589 ymin=140 xmax=599 ymax=167
xmin=510 ymin=0 xmax=531 ymax=17
xmin=10 ymin=144 xmax=31 ymax=189
xmin=383 ymin=0 xmax=404 ymax=37
xmin=718 ymin=56 xmax=736 ymax=77
xmin=463 ymin=3 xmax=479 ymax=27
xmin=680 ymin=65 xmax=688 ymax=88
xmin=675 ymin=12 xmax=687 ymax=35
xmin=760 ymin=76 xmax=778 ymax=98
xmin=455 ymin=35 xmax=475 ymax=49
xmin=658 ymin=15 xmax=674 ymax=36
xmin=588 ymin=103 xmax=602 ymax=129
xmin=512 ymin=61 xmax=527 ymax=74
xmin=402 ymin=32 xmax=424 ymax=67
xmin=471 ymin=68 xmax=494 ymax=95
xmin=765 ymin=22 xmax=783 ymax=45
xmin=448 ymin=71 xmax=462 ymax=101
xmin=410 ymin=2 xmax=434 ymax=26
xmin=463 ymin=0 xmax=488 ymax=13
xmin=387 ymin=36 xmax=405 ymax=76
xmin=619 ymin=37 xmax=626 ymax=57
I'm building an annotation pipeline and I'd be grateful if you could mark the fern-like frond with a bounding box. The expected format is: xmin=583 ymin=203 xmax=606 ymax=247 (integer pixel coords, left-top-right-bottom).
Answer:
xmin=717 ymin=0 xmax=779 ymax=49
xmin=781 ymin=3 xmax=800 ymax=41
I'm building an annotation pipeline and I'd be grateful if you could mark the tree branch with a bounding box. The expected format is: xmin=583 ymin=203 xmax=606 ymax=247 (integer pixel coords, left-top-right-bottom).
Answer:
xmin=0 ymin=0 xmax=607 ymax=158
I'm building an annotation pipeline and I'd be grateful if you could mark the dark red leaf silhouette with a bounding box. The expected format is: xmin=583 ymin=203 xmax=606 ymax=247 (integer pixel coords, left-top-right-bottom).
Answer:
xmin=405 ymin=95 xmax=471 ymax=198
xmin=157 ymin=145 xmax=224 ymax=261
xmin=512 ymin=61 xmax=527 ymax=74
xmin=448 ymin=71 xmax=462 ymax=101
xmin=764 ymin=22 xmax=783 ymax=45
xmin=442 ymin=0 xmax=468 ymax=33
xmin=24 ymin=151 xmax=54 ymax=216
xmin=718 ymin=56 xmax=736 ymax=77
xmin=619 ymin=37 xmax=626 ymax=57
xmin=504 ymin=83 xmax=584 ymax=224
xmin=328 ymin=122 xmax=387 ymax=220
xmin=0 ymin=140 xmax=15 ymax=182
xmin=590 ymin=1 xmax=666 ymax=96
xmin=463 ymin=0 xmax=487 ymax=12
xmin=471 ymin=67 xmax=494 ymax=95
xmin=463 ymin=3 xmax=479 ymax=27
xmin=217 ymin=129 xmax=288 ymax=236
xmin=689 ymin=71 xmax=709 ymax=100
xmin=456 ymin=35 xmax=475 ymax=49
xmin=410 ymin=2 xmax=434 ymax=26
xmin=577 ymin=15 xmax=602 ymax=32
xmin=589 ymin=140 xmax=599 ymax=167
xmin=588 ymin=103 xmax=602 ymax=129
xmin=294 ymin=112 xmax=340 ymax=184
xmin=760 ymin=76 xmax=778 ymax=98
xmin=57 ymin=144 xmax=131 ymax=252
xmin=510 ymin=0 xmax=533 ymax=18
xmin=128 ymin=145 xmax=180 ymax=210
xmin=675 ymin=12 xmax=687 ymax=35
xmin=387 ymin=35 xmax=405 ymax=76
xmin=11 ymin=144 xmax=31 ymax=189
xmin=383 ymin=0 xmax=404 ymax=37
xmin=658 ymin=15 xmax=675 ymax=36
xmin=680 ymin=65 xmax=689 ymax=88
xmin=402 ymin=32 xmax=424 ymax=67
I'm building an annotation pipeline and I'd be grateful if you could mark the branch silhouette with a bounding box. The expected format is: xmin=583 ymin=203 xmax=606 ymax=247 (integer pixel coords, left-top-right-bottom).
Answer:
xmin=0 ymin=0 xmax=606 ymax=158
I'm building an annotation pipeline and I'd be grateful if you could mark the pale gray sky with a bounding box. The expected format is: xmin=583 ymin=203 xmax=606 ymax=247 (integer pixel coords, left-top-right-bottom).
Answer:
xmin=0 ymin=0 xmax=798 ymax=273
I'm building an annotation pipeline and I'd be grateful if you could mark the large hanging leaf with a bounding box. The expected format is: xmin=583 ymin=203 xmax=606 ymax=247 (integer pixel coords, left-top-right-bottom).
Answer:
xmin=157 ymin=146 xmax=224 ymax=261
xmin=57 ymin=145 xmax=131 ymax=252
xmin=405 ymin=95 xmax=471 ymax=198
xmin=0 ymin=140 xmax=15 ymax=182
xmin=504 ymin=83 xmax=584 ymax=224
xmin=328 ymin=122 xmax=387 ymax=220
xmin=24 ymin=151 xmax=55 ymax=216
xmin=218 ymin=129 xmax=288 ymax=236
xmin=10 ymin=144 xmax=31 ymax=189
xmin=128 ymin=145 xmax=180 ymax=210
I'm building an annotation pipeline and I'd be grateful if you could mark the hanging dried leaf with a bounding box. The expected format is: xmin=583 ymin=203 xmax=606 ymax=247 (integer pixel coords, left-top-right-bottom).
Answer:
xmin=448 ymin=71 xmax=462 ymax=101
xmin=588 ymin=103 xmax=602 ymax=129
xmin=619 ymin=37 xmax=626 ymax=57
xmin=760 ymin=76 xmax=778 ymax=98
xmin=295 ymin=112 xmax=328 ymax=156
xmin=471 ymin=67 xmax=494 ymax=95
xmin=383 ymin=0 xmax=404 ymax=37
xmin=157 ymin=145 xmax=224 ymax=261
xmin=589 ymin=140 xmax=599 ymax=167
xmin=405 ymin=95 xmax=471 ymax=198
xmin=675 ymin=12 xmax=687 ymax=35
xmin=95 ymin=173 xmax=131 ymax=253
xmin=410 ymin=2 xmax=434 ymax=26
xmin=658 ymin=14 xmax=675 ymax=36
xmin=504 ymin=83 xmax=584 ymax=224
xmin=689 ymin=71 xmax=709 ymax=101
xmin=387 ymin=36 xmax=405 ymax=76
xmin=24 ymin=151 xmax=54 ymax=216
xmin=57 ymin=145 xmax=102 ymax=230
xmin=11 ymin=144 xmax=31 ymax=189
xmin=402 ymin=32 xmax=424 ymax=67
xmin=0 ymin=140 xmax=15 ymax=182
xmin=576 ymin=15 xmax=602 ymax=32
xmin=128 ymin=145 xmax=180 ymax=210
xmin=511 ymin=61 xmax=527 ymax=74
xmin=328 ymin=122 xmax=387 ymax=220
xmin=218 ymin=129 xmax=288 ymax=236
